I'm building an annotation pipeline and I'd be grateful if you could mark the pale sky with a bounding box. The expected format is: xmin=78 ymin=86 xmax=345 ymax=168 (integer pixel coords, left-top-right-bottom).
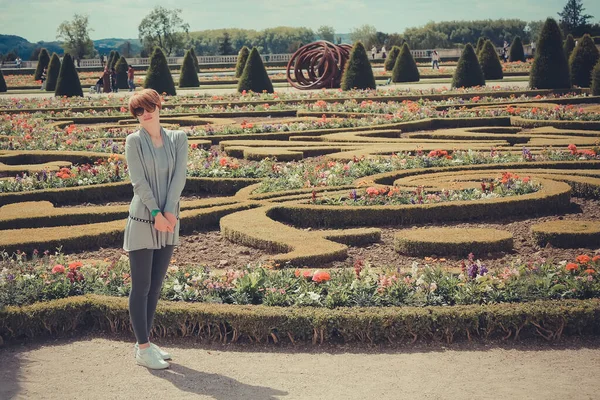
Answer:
xmin=1 ymin=0 xmax=599 ymax=42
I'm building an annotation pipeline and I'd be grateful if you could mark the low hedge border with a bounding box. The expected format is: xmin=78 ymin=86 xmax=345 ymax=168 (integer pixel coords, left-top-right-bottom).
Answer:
xmin=432 ymin=95 xmax=600 ymax=111
xmin=511 ymin=117 xmax=600 ymax=131
xmin=531 ymin=220 xmax=600 ymax=248
xmin=1 ymin=295 xmax=599 ymax=344
xmin=394 ymin=228 xmax=514 ymax=257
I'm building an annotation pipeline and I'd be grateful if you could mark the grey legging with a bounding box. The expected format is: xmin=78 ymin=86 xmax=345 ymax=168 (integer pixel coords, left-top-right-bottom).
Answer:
xmin=128 ymin=245 xmax=174 ymax=345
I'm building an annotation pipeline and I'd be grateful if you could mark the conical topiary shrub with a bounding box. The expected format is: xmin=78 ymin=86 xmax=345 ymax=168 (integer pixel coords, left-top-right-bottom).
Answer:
xmin=45 ymin=53 xmax=61 ymax=92
xmin=479 ymin=40 xmax=503 ymax=80
xmin=237 ymin=47 xmax=273 ymax=93
xmin=54 ymin=53 xmax=83 ymax=97
xmin=0 ymin=68 xmax=7 ymax=92
xmin=144 ymin=47 xmax=176 ymax=95
xmin=112 ymin=51 xmax=121 ymax=69
xmin=591 ymin=60 xmax=600 ymax=95
xmin=529 ymin=18 xmax=570 ymax=89
xmin=189 ymin=47 xmax=199 ymax=72
xmin=476 ymin=37 xmax=486 ymax=56
xmin=34 ymin=48 xmax=50 ymax=80
xmin=179 ymin=49 xmax=200 ymax=87
xmin=509 ymin=36 xmax=526 ymax=62
xmin=452 ymin=43 xmax=485 ymax=88
xmin=115 ymin=56 xmax=129 ymax=89
xmin=569 ymin=34 xmax=600 ymax=88
xmin=564 ymin=34 xmax=576 ymax=60
xmin=391 ymin=43 xmax=420 ymax=82
xmin=107 ymin=50 xmax=116 ymax=69
xmin=235 ymin=46 xmax=250 ymax=78
xmin=384 ymin=46 xmax=401 ymax=71
xmin=340 ymin=42 xmax=376 ymax=90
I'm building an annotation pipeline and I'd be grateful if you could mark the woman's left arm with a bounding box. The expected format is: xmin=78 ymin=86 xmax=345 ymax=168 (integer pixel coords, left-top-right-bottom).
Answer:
xmin=164 ymin=131 xmax=189 ymax=215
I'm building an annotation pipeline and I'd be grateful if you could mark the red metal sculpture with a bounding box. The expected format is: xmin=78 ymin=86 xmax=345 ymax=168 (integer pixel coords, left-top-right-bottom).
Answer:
xmin=286 ymin=41 xmax=353 ymax=90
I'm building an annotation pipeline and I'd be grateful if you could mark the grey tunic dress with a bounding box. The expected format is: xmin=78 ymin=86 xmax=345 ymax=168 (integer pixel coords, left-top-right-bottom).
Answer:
xmin=123 ymin=127 xmax=188 ymax=252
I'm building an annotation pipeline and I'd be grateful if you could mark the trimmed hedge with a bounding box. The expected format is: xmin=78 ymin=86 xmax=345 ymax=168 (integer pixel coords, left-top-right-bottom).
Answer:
xmin=564 ymin=34 xmax=576 ymax=60
xmin=531 ymin=220 xmax=600 ymax=248
xmin=189 ymin=47 xmax=199 ymax=73
xmin=475 ymin=37 xmax=486 ymax=56
xmin=235 ymin=46 xmax=250 ymax=78
xmin=2 ymin=295 xmax=599 ymax=344
xmin=237 ymin=47 xmax=274 ymax=94
xmin=45 ymin=53 xmax=61 ymax=92
xmin=179 ymin=49 xmax=200 ymax=88
xmin=509 ymin=36 xmax=526 ymax=62
xmin=34 ymin=48 xmax=50 ymax=81
xmin=0 ymin=68 xmax=6 ymax=92
xmin=114 ymin=56 xmax=129 ymax=90
xmin=341 ymin=42 xmax=376 ymax=91
xmin=54 ymin=54 xmax=83 ymax=97
xmin=384 ymin=46 xmax=401 ymax=71
xmin=144 ymin=47 xmax=176 ymax=96
xmin=593 ymin=60 xmax=600 ymax=96
xmin=479 ymin=40 xmax=504 ymax=80
xmin=530 ymin=18 xmax=571 ymax=89
xmin=569 ymin=34 xmax=600 ymax=88
xmin=394 ymin=228 xmax=514 ymax=257
xmin=391 ymin=43 xmax=420 ymax=83
xmin=452 ymin=43 xmax=485 ymax=88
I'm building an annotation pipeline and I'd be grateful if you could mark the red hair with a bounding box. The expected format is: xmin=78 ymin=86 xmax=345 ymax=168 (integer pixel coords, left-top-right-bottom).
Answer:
xmin=128 ymin=89 xmax=162 ymax=117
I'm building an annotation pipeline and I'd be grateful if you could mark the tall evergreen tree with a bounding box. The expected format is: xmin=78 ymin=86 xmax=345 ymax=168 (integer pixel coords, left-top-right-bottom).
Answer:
xmin=509 ymin=36 xmax=526 ymax=62
xmin=189 ymin=47 xmax=199 ymax=72
xmin=340 ymin=42 xmax=376 ymax=90
xmin=45 ymin=53 xmax=61 ymax=92
xmin=452 ymin=43 xmax=485 ymax=88
xmin=479 ymin=40 xmax=504 ymax=80
xmin=391 ymin=43 xmax=420 ymax=82
xmin=54 ymin=53 xmax=83 ymax=97
xmin=179 ymin=49 xmax=200 ymax=87
xmin=564 ymin=34 xmax=576 ymax=60
xmin=384 ymin=46 xmax=401 ymax=71
xmin=558 ymin=0 xmax=594 ymax=36
xmin=569 ymin=34 xmax=600 ymax=87
xmin=144 ymin=47 xmax=177 ymax=95
xmin=34 ymin=48 xmax=50 ymax=80
xmin=0 ymin=68 xmax=7 ymax=92
xmin=218 ymin=32 xmax=235 ymax=55
xmin=529 ymin=18 xmax=571 ymax=89
xmin=237 ymin=47 xmax=273 ymax=93
xmin=235 ymin=46 xmax=250 ymax=78
xmin=115 ymin=56 xmax=129 ymax=89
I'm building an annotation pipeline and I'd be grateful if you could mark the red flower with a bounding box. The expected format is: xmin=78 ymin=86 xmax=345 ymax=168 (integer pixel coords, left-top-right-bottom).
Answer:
xmin=584 ymin=268 xmax=596 ymax=275
xmin=52 ymin=264 xmax=65 ymax=274
xmin=219 ymin=158 xmax=228 ymax=167
xmin=593 ymin=256 xmax=600 ymax=263
xmin=302 ymin=270 xmax=312 ymax=279
xmin=576 ymin=255 xmax=591 ymax=264
xmin=567 ymin=144 xmax=577 ymax=155
xmin=566 ymin=263 xmax=579 ymax=272
xmin=312 ymin=271 xmax=331 ymax=283
xmin=68 ymin=261 xmax=83 ymax=271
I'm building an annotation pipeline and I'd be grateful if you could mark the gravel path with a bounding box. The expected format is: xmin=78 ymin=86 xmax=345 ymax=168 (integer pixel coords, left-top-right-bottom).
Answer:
xmin=1 ymin=335 xmax=599 ymax=399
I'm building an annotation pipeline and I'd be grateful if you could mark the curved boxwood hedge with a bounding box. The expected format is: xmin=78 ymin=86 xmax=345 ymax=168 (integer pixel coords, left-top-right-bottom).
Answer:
xmin=531 ymin=220 xmax=600 ymax=248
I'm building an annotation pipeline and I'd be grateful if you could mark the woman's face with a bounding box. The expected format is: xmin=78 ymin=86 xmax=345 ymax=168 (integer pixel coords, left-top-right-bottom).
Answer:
xmin=137 ymin=104 xmax=160 ymax=128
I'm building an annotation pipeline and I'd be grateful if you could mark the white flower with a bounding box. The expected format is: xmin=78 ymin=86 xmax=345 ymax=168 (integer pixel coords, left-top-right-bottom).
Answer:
xmin=173 ymin=284 xmax=183 ymax=292
xmin=22 ymin=274 xmax=35 ymax=280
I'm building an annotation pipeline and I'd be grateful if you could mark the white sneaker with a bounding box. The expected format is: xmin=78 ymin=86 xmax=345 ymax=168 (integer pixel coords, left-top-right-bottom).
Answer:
xmin=134 ymin=342 xmax=172 ymax=360
xmin=135 ymin=346 xmax=170 ymax=370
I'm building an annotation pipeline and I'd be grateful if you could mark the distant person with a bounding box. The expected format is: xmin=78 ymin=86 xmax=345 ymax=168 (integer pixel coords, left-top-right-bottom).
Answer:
xmin=102 ymin=66 xmax=111 ymax=93
xmin=381 ymin=45 xmax=387 ymax=59
xmin=371 ymin=46 xmax=376 ymax=60
xmin=530 ymin=41 xmax=536 ymax=57
xmin=95 ymin=76 xmax=103 ymax=94
xmin=431 ymin=50 xmax=440 ymax=69
xmin=15 ymin=57 xmax=22 ymax=68
xmin=40 ymin=67 xmax=47 ymax=89
xmin=100 ymin=54 xmax=105 ymax=67
xmin=76 ymin=57 xmax=81 ymax=68
xmin=503 ymin=41 xmax=509 ymax=62
xmin=111 ymin=67 xmax=118 ymax=93
xmin=128 ymin=65 xmax=135 ymax=91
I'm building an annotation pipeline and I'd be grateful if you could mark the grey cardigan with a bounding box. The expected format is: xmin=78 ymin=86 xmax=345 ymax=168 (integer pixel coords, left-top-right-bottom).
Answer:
xmin=123 ymin=127 xmax=188 ymax=251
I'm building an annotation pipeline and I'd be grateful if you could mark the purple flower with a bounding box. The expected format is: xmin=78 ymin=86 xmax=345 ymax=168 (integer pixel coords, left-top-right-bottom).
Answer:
xmin=467 ymin=264 xmax=478 ymax=279
xmin=6 ymin=273 xmax=15 ymax=281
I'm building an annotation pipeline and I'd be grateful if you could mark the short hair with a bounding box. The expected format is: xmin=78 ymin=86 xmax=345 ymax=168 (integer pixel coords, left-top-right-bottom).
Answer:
xmin=128 ymin=89 xmax=162 ymax=118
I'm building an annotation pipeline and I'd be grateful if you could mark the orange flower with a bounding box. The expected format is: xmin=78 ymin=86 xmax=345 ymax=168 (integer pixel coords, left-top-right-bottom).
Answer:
xmin=584 ymin=269 xmax=596 ymax=275
xmin=312 ymin=270 xmax=331 ymax=283
xmin=366 ymin=187 xmax=380 ymax=197
xmin=68 ymin=261 xmax=83 ymax=271
xmin=219 ymin=158 xmax=228 ymax=167
xmin=302 ymin=270 xmax=312 ymax=278
xmin=294 ymin=269 xmax=301 ymax=277
xmin=576 ymin=255 xmax=591 ymax=264
xmin=593 ymin=256 xmax=600 ymax=263
xmin=566 ymin=263 xmax=579 ymax=272
xmin=52 ymin=264 xmax=65 ymax=274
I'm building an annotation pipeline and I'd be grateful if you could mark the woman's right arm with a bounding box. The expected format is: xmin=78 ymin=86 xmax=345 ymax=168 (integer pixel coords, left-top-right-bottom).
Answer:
xmin=125 ymin=135 xmax=160 ymax=212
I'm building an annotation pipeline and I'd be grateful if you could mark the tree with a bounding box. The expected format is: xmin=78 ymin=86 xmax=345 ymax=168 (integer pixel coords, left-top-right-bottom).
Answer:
xmin=107 ymin=50 xmax=116 ymax=70
xmin=54 ymin=53 xmax=83 ymax=97
xmin=558 ymin=0 xmax=593 ymax=36
xmin=34 ymin=48 xmax=50 ymax=81
xmin=509 ymin=36 xmax=526 ymax=62
xmin=317 ymin=26 xmax=335 ymax=43
xmin=144 ymin=47 xmax=176 ymax=95
xmin=349 ymin=25 xmax=378 ymax=48
xmin=109 ymin=51 xmax=120 ymax=69
xmin=179 ymin=49 xmax=200 ymax=87
xmin=30 ymin=47 xmax=42 ymax=61
xmin=218 ymin=32 xmax=235 ymax=55
xmin=569 ymin=34 xmax=600 ymax=87
xmin=564 ymin=34 xmax=576 ymax=59
xmin=56 ymin=14 xmax=96 ymax=60
xmin=189 ymin=47 xmax=199 ymax=72
xmin=235 ymin=46 xmax=250 ymax=78
xmin=237 ymin=47 xmax=273 ymax=93
xmin=591 ymin=59 xmax=600 ymax=95
xmin=530 ymin=18 xmax=571 ymax=89
xmin=138 ymin=6 xmax=189 ymax=56
xmin=475 ymin=37 xmax=486 ymax=56
xmin=479 ymin=40 xmax=504 ymax=80
xmin=0 ymin=68 xmax=6 ymax=93
xmin=115 ymin=56 xmax=129 ymax=89
xmin=384 ymin=46 xmax=401 ymax=71
xmin=527 ymin=20 xmax=544 ymax=44
xmin=391 ymin=43 xmax=420 ymax=82
xmin=45 ymin=53 xmax=61 ymax=92
xmin=341 ymin=42 xmax=376 ymax=90
xmin=452 ymin=43 xmax=485 ymax=88
xmin=118 ymin=41 xmax=133 ymax=58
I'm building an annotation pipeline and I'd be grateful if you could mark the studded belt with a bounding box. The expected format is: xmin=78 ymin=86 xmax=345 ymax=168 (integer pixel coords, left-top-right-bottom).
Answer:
xmin=128 ymin=215 xmax=179 ymax=224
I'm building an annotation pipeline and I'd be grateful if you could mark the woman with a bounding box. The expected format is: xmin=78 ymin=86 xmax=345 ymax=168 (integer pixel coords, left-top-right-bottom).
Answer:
xmin=102 ymin=67 xmax=110 ymax=93
xmin=110 ymin=67 xmax=118 ymax=93
xmin=123 ymin=88 xmax=188 ymax=369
